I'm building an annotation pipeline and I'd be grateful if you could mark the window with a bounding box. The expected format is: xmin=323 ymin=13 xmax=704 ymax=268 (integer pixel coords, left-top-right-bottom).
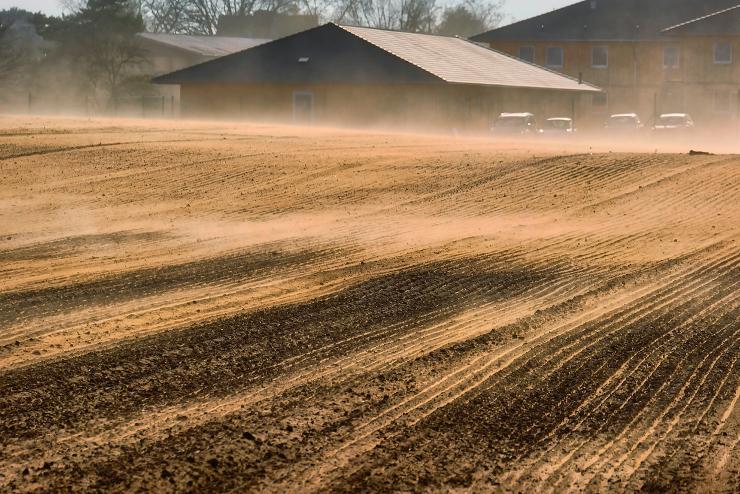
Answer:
xmin=592 ymin=46 xmax=608 ymax=68
xmin=518 ymin=46 xmax=535 ymax=63
xmin=714 ymin=90 xmax=731 ymax=113
xmin=592 ymin=92 xmax=608 ymax=113
xmin=663 ymin=46 xmax=680 ymax=68
xmin=714 ymin=42 xmax=732 ymax=64
xmin=546 ymin=46 xmax=564 ymax=68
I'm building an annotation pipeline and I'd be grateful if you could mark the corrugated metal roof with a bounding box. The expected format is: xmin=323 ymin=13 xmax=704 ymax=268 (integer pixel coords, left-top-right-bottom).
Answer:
xmin=339 ymin=25 xmax=599 ymax=92
xmin=137 ymin=33 xmax=269 ymax=57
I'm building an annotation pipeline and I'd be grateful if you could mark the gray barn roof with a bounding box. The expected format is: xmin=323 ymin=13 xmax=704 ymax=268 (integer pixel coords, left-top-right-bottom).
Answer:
xmin=154 ymin=23 xmax=599 ymax=92
xmin=137 ymin=33 xmax=269 ymax=57
xmin=472 ymin=0 xmax=740 ymax=42
xmin=662 ymin=4 xmax=740 ymax=35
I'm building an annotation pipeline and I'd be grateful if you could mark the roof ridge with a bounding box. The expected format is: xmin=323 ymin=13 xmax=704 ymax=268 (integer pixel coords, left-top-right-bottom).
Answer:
xmin=139 ymin=32 xmax=270 ymax=41
xmin=661 ymin=3 xmax=740 ymax=32
xmin=137 ymin=32 xmax=269 ymax=57
xmin=471 ymin=0 xmax=740 ymax=42
xmin=336 ymin=22 xmax=471 ymax=40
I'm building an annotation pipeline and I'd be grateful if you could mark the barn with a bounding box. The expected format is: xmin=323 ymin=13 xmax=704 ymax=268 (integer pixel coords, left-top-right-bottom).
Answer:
xmin=154 ymin=23 xmax=601 ymax=132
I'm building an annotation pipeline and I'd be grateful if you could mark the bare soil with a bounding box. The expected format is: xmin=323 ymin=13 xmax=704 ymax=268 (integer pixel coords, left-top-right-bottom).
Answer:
xmin=0 ymin=116 xmax=738 ymax=493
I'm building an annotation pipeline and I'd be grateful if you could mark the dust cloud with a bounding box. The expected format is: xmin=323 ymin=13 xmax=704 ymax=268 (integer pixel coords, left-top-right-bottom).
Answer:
xmin=0 ymin=116 xmax=738 ymax=493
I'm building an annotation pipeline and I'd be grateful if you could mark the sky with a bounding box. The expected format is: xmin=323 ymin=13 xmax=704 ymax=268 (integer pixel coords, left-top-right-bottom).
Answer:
xmin=0 ymin=0 xmax=576 ymax=23
xmin=506 ymin=0 xmax=574 ymax=22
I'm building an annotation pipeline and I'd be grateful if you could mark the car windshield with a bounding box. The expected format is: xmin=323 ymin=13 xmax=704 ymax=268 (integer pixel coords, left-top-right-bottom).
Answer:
xmin=657 ymin=116 xmax=687 ymax=126
xmin=544 ymin=120 xmax=571 ymax=130
xmin=495 ymin=117 xmax=528 ymax=128
xmin=608 ymin=116 xmax=638 ymax=128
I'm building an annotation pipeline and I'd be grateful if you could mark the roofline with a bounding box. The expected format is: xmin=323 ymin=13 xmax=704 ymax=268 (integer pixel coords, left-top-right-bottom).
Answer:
xmin=137 ymin=32 xmax=269 ymax=58
xmin=470 ymin=0 xmax=736 ymax=43
xmin=153 ymin=23 xmax=333 ymax=84
xmin=421 ymin=80 xmax=600 ymax=92
xmin=137 ymin=33 xmax=210 ymax=57
xmin=336 ymin=21 xmax=472 ymax=40
xmin=138 ymin=32 xmax=270 ymax=44
xmin=156 ymin=79 xmax=597 ymax=92
xmin=468 ymin=37 xmax=684 ymax=43
xmin=661 ymin=4 xmax=740 ymax=33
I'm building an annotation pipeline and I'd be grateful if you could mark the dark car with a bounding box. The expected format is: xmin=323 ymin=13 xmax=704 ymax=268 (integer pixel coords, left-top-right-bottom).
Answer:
xmin=652 ymin=113 xmax=695 ymax=136
xmin=492 ymin=113 xmax=539 ymax=136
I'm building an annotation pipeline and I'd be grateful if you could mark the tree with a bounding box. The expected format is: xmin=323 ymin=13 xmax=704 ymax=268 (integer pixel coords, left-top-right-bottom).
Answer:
xmin=436 ymin=0 xmax=504 ymax=38
xmin=142 ymin=0 xmax=189 ymax=32
xmin=0 ymin=9 xmax=52 ymax=89
xmin=180 ymin=0 xmax=223 ymax=34
xmin=301 ymin=0 xmax=502 ymax=34
xmin=60 ymin=0 xmax=146 ymax=107
xmin=138 ymin=0 xmax=504 ymax=35
xmin=142 ymin=0 xmax=299 ymax=35
xmin=0 ymin=21 xmax=23 ymax=88
xmin=398 ymin=0 xmax=437 ymax=32
xmin=335 ymin=0 xmax=436 ymax=32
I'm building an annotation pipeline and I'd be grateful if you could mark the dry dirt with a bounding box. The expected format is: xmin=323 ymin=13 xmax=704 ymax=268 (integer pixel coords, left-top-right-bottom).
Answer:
xmin=0 ymin=115 xmax=738 ymax=493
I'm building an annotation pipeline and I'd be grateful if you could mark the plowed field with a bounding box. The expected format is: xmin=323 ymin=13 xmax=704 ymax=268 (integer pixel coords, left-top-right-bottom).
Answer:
xmin=0 ymin=116 xmax=738 ymax=493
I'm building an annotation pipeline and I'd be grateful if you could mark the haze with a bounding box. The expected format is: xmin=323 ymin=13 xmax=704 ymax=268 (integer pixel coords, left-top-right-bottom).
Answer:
xmin=1 ymin=0 xmax=738 ymax=492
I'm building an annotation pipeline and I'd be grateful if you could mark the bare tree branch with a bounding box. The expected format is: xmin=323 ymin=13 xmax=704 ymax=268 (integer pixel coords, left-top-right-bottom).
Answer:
xmin=142 ymin=0 xmax=189 ymax=32
xmin=140 ymin=0 xmax=505 ymax=35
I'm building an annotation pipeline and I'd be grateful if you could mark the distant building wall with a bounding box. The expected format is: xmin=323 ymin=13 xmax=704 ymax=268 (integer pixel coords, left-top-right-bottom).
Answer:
xmin=142 ymin=45 xmax=205 ymax=76
xmin=217 ymin=12 xmax=318 ymax=38
xmin=179 ymin=82 xmax=588 ymax=132
xmin=487 ymin=36 xmax=740 ymax=127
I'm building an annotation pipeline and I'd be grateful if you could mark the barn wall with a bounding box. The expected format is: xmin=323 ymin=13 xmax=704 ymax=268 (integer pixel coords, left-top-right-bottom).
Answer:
xmin=179 ymin=83 xmax=586 ymax=132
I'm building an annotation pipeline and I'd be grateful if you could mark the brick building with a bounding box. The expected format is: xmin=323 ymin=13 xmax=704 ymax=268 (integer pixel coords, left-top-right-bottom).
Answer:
xmin=472 ymin=0 xmax=740 ymax=127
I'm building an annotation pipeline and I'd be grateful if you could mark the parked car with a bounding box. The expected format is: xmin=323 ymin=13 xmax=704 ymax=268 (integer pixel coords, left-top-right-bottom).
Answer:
xmin=541 ymin=117 xmax=576 ymax=136
xmin=492 ymin=113 xmax=539 ymax=136
xmin=605 ymin=113 xmax=644 ymax=133
xmin=652 ymin=113 xmax=695 ymax=136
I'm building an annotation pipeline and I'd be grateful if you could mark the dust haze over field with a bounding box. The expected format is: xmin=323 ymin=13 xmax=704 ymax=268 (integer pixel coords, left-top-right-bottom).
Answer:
xmin=0 ymin=115 xmax=738 ymax=493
